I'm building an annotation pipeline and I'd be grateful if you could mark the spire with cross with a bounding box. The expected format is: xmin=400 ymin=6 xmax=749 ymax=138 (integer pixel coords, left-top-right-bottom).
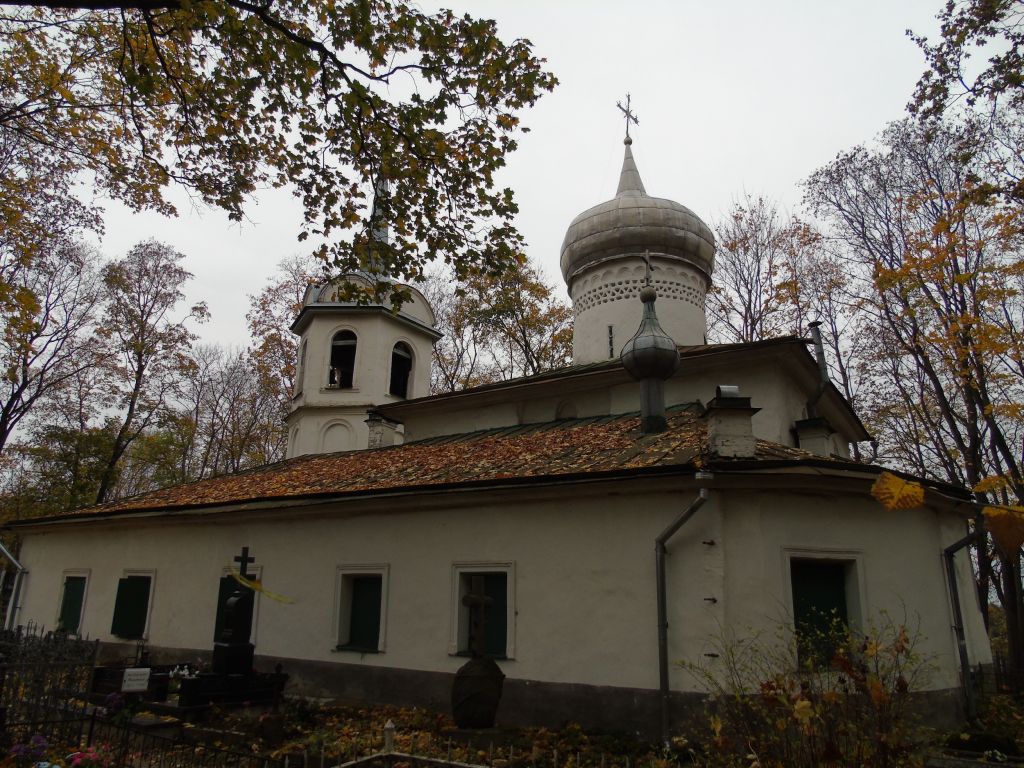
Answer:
xmin=616 ymin=93 xmax=639 ymax=142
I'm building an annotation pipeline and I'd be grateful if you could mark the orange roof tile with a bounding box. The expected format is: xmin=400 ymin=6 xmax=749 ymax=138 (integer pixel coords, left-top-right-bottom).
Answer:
xmin=15 ymin=406 xmax=864 ymax=525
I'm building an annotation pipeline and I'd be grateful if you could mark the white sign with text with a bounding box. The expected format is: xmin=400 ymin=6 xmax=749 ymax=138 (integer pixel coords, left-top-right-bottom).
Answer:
xmin=121 ymin=667 xmax=151 ymax=693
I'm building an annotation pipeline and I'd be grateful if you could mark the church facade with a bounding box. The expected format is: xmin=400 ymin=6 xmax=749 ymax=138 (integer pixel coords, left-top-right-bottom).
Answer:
xmin=7 ymin=139 xmax=991 ymax=736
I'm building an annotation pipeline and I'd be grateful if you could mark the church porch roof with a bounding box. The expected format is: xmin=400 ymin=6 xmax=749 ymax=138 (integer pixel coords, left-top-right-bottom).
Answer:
xmin=12 ymin=404 xmax=964 ymax=528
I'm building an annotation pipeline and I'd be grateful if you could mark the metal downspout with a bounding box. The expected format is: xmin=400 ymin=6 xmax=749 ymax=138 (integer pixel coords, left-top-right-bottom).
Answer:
xmin=656 ymin=484 xmax=710 ymax=745
xmin=0 ymin=540 xmax=25 ymax=631
xmin=945 ymin=528 xmax=981 ymax=720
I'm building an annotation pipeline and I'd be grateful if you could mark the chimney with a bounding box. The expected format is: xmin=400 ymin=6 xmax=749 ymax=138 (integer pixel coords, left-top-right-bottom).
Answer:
xmin=794 ymin=417 xmax=835 ymax=457
xmin=365 ymin=412 xmax=402 ymax=449
xmin=703 ymin=386 xmax=760 ymax=458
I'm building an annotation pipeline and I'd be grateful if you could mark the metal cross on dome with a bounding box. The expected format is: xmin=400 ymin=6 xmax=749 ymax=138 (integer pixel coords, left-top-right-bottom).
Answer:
xmin=617 ymin=93 xmax=639 ymax=140
xmin=642 ymin=250 xmax=655 ymax=286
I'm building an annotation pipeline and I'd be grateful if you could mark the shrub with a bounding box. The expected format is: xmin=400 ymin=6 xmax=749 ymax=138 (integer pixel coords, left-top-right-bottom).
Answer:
xmin=684 ymin=615 xmax=933 ymax=768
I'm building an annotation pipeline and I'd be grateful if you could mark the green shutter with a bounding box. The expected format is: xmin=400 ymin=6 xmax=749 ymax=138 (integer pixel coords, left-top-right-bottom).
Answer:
xmin=57 ymin=576 xmax=86 ymax=634
xmin=346 ymin=576 xmax=382 ymax=650
xmin=483 ymin=573 xmax=507 ymax=658
xmin=791 ymin=560 xmax=848 ymax=666
xmin=110 ymin=575 xmax=151 ymax=639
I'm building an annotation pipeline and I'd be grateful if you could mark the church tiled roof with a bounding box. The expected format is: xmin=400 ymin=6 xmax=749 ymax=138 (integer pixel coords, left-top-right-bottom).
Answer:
xmin=10 ymin=404 xmax=876 ymax=526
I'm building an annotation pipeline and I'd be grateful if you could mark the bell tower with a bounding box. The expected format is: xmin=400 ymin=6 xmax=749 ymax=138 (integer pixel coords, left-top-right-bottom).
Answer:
xmin=285 ymin=272 xmax=440 ymax=457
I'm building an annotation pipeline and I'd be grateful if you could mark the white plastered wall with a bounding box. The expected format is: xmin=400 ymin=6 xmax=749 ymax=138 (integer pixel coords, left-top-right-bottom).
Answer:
xmin=16 ymin=482 xmax=986 ymax=694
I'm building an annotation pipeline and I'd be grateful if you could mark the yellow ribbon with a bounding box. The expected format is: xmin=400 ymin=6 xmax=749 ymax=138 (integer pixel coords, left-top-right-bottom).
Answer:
xmin=228 ymin=569 xmax=295 ymax=604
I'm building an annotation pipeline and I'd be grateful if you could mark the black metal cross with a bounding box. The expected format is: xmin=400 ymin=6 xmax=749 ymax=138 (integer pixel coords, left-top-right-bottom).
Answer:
xmin=616 ymin=93 xmax=639 ymax=139
xmin=233 ymin=546 xmax=255 ymax=579
xmin=642 ymin=251 xmax=655 ymax=286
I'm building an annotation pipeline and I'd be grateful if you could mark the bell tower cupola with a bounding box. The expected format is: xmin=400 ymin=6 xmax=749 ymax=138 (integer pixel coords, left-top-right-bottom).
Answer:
xmin=560 ymin=116 xmax=716 ymax=364
xmin=285 ymin=272 xmax=440 ymax=457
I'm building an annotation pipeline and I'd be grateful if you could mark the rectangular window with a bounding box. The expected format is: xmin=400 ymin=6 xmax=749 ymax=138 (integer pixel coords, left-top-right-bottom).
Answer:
xmin=451 ymin=563 xmax=515 ymax=660
xmin=110 ymin=575 xmax=152 ymax=640
xmin=337 ymin=566 xmax=388 ymax=653
xmin=57 ymin=575 xmax=87 ymax=634
xmin=790 ymin=558 xmax=851 ymax=667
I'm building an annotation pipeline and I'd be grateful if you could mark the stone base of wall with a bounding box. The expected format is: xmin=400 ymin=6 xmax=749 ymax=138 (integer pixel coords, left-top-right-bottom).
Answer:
xmin=97 ymin=642 xmax=966 ymax=740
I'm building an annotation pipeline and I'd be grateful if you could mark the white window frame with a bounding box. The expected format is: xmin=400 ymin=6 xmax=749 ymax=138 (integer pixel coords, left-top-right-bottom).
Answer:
xmin=335 ymin=564 xmax=389 ymax=653
xmin=448 ymin=561 xmax=516 ymax=659
xmin=220 ymin=564 xmax=262 ymax=644
xmin=118 ymin=569 xmax=156 ymax=641
xmin=782 ymin=548 xmax=865 ymax=635
xmin=55 ymin=569 xmax=90 ymax=635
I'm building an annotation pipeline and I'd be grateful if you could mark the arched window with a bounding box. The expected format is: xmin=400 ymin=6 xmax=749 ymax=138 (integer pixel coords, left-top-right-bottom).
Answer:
xmin=389 ymin=342 xmax=413 ymax=398
xmin=329 ymin=331 xmax=357 ymax=388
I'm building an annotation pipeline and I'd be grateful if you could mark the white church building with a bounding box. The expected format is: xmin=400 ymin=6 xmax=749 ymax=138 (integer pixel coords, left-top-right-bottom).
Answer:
xmin=7 ymin=138 xmax=991 ymax=736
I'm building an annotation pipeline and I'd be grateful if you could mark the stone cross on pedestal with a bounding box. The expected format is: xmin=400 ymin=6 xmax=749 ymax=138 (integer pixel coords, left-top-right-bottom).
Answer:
xmin=213 ymin=545 xmax=257 ymax=675
xmin=461 ymin=575 xmax=493 ymax=658
xmin=451 ymin=574 xmax=505 ymax=728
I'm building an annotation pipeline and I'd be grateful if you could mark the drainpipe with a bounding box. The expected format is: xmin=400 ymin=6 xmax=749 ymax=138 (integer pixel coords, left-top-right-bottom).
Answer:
xmin=656 ymin=481 xmax=711 ymax=745
xmin=945 ymin=527 xmax=982 ymax=721
xmin=0 ymin=540 xmax=25 ymax=631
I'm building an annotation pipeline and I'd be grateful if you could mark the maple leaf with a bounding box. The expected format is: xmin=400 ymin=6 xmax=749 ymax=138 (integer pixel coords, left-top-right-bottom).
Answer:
xmin=983 ymin=505 xmax=1024 ymax=555
xmin=870 ymin=471 xmax=925 ymax=510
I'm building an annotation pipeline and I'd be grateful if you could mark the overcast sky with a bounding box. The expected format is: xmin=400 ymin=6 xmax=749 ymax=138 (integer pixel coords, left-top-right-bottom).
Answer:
xmin=95 ymin=0 xmax=945 ymax=347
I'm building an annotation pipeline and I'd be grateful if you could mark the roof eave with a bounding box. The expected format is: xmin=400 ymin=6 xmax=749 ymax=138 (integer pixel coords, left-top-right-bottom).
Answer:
xmin=290 ymin=304 xmax=442 ymax=340
xmin=7 ymin=454 xmax=974 ymax=530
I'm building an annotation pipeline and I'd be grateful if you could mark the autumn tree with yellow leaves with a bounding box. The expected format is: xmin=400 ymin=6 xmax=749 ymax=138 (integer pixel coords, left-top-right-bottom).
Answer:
xmin=425 ymin=258 xmax=572 ymax=392
xmin=0 ymin=0 xmax=555 ymax=290
xmin=807 ymin=116 xmax=1024 ymax=675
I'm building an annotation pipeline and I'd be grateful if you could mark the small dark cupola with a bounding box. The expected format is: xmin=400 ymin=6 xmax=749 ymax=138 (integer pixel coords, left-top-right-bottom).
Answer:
xmin=620 ymin=264 xmax=680 ymax=433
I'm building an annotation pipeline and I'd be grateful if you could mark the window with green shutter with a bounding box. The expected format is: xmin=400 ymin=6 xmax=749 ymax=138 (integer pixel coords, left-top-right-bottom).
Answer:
xmin=57 ymin=576 xmax=86 ymax=634
xmin=791 ymin=559 xmax=850 ymax=668
xmin=337 ymin=570 xmax=386 ymax=652
xmin=110 ymin=575 xmax=151 ymax=639
xmin=343 ymin=576 xmax=382 ymax=651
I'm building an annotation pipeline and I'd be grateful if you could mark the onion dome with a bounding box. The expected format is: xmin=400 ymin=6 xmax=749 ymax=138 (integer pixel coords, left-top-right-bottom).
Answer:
xmin=620 ymin=286 xmax=680 ymax=381
xmin=559 ymin=138 xmax=715 ymax=292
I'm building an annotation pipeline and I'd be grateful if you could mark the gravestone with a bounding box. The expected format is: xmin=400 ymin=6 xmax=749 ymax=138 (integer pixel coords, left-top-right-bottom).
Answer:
xmin=212 ymin=547 xmax=256 ymax=676
xmin=451 ymin=574 xmax=505 ymax=728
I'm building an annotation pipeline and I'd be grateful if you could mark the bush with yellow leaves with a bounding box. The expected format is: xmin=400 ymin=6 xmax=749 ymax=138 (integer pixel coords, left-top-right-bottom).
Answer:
xmin=683 ymin=615 xmax=933 ymax=768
